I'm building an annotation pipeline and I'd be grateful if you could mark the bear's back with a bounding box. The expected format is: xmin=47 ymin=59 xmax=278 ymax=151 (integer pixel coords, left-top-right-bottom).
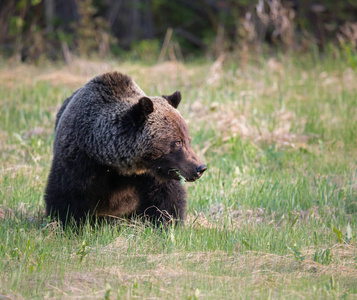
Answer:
xmin=54 ymin=72 xmax=146 ymax=136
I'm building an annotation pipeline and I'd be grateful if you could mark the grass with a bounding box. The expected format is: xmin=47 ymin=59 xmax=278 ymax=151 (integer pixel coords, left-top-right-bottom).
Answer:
xmin=0 ymin=54 xmax=356 ymax=299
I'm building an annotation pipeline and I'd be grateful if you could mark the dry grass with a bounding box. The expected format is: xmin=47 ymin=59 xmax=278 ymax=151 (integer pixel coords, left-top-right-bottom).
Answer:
xmin=39 ymin=244 xmax=356 ymax=299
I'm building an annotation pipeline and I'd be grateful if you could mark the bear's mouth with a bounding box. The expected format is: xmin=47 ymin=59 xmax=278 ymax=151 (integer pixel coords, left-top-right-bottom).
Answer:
xmin=168 ymin=169 xmax=186 ymax=185
xmin=168 ymin=169 xmax=201 ymax=183
xmin=156 ymin=166 xmax=202 ymax=183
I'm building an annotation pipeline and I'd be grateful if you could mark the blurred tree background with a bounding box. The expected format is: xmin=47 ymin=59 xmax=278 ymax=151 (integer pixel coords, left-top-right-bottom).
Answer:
xmin=0 ymin=0 xmax=357 ymax=62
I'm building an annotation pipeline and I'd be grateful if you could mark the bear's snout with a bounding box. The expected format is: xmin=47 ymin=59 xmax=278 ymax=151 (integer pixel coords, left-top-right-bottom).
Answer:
xmin=196 ymin=164 xmax=207 ymax=176
xmin=183 ymin=163 xmax=207 ymax=182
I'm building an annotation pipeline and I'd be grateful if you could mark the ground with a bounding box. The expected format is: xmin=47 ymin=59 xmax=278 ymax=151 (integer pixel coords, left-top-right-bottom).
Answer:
xmin=0 ymin=54 xmax=356 ymax=299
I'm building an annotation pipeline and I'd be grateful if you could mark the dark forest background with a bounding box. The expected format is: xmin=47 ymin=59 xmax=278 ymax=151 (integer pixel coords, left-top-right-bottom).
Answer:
xmin=1 ymin=0 xmax=357 ymax=62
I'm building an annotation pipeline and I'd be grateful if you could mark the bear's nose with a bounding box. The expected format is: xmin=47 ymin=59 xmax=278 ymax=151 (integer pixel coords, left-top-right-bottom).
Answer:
xmin=196 ymin=164 xmax=207 ymax=175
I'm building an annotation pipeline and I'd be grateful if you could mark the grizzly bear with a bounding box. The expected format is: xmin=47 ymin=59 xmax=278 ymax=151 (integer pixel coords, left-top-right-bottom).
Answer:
xmin=45 ymin=72 xmax=207 ymax=226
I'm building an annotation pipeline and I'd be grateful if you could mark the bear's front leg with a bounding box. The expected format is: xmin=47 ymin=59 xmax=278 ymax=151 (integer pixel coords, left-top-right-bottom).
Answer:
xmin=137 ymin=178 xmax=187 ymax=226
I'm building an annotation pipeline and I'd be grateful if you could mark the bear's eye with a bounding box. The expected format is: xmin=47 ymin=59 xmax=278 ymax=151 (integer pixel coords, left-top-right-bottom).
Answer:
xmin=174 ymin=141 xmax=183 ymax=147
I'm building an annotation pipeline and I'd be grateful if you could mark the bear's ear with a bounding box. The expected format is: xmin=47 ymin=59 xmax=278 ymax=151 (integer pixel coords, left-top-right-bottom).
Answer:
xmin=138 ymin=97 xmax=154 ymax=117
xmin=129 ymin=97 xmax=154 ymax=125
xmin=162 ymin=91 xmax=181 ymax=108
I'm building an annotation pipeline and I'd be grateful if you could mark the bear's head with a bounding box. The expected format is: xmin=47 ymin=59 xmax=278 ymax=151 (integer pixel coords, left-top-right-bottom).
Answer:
xmin=127 ymin=91 xmax=207 ymax=182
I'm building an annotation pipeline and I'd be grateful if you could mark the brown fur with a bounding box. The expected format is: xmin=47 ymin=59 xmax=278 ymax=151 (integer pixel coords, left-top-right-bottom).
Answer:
xmin=45 ymin=72 xmax=207 ymax=227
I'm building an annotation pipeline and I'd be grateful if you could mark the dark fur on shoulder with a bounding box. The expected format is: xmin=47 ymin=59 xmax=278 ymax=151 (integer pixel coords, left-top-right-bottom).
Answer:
xmin=45 ymin=72 xmax=206 ymax=227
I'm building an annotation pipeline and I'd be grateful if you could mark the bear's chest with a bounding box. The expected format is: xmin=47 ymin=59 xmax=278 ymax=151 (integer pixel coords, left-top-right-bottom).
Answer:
xmin=96 ymin=185 xmax=140 ymax=217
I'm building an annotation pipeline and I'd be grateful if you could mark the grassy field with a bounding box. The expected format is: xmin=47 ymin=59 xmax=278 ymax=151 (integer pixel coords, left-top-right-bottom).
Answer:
xmin=0 ymin=54 xmax=356 ymax=299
